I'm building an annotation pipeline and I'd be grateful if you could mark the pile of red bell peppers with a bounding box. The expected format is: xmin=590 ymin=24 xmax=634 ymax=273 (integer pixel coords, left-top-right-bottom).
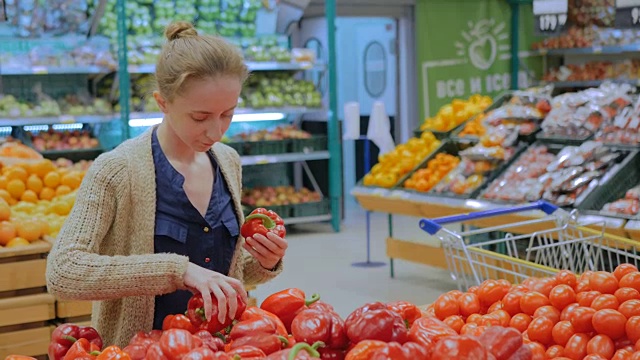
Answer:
xmin=16 ymin=287 xmax=533 ymax=360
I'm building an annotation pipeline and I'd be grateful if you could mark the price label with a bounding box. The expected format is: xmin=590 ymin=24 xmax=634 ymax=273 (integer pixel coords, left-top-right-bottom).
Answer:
xmin=615 ymin=0 xmax=640 ymax=28
xmin=533 ymin=0 xmax=568 ymax=36
xmin=59 ymin=115 xmax=76 ymax=124
xmin=31 ymin=66 xmax=48 ymax=74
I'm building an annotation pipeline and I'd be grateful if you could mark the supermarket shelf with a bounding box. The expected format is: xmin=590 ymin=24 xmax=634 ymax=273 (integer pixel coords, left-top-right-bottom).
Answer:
xmin=0 ymin=65 xmax=114 ymax=75
xmin=0 ymin=114 xmax=117 ymax=126
xmin=540 ymin=79 xmax=640 ymax=88
xmin=536 ymin=44 xmax=640 ymax=56
xmin=128 ymin=62 xmax=325 ymax=74
xmin=241 ymin=151 xmax=330 ymax=166
xmin=282 ymin=214 xmax=332 ymax=225
xmin=130 ymin=107 xmax=324 ymax=120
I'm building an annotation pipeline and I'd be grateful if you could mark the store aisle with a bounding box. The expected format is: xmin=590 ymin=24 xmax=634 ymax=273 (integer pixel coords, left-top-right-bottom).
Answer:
xmin=252 ymin=204 xmax=457 ymax=317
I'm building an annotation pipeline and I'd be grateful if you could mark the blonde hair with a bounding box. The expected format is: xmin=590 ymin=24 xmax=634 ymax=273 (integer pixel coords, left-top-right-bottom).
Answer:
xmin=155 ymin=21 xmax=249 ymax=101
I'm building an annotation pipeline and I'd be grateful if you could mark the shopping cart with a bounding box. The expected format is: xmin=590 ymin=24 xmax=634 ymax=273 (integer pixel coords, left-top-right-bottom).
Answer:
xmin=419 ymin=201 xmax=640 ymax=290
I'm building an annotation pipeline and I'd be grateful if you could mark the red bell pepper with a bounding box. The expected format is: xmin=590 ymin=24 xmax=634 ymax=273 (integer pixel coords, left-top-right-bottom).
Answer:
xmin=344 ymin=302 xmax=408 ymax=344
xmin=125 ymin=330 xmax=163 ymax=360
xmin=193 ymin=330 xmax=225 ymax=351
xmin=261 ymin=288 xmax=321 ymax=333
xmin=229 ymin=333 xmax=289 ymax=355
xmin=96 ymin=346 xmax=131 ymax=360
xmin=144 ymin=343 xmax=169 ymax=360
xmin=4 ymin=356 xmax=38 ymax=360
xmin=157 ymin=329 xmax=198 ymax=360
xmin=386 ymin=301 xmax=422 ymax=327
xmin=309 ymin=301 xmax=336 ymax=313
xmin=187 ymin=292 xmax=246 ymax=333
xmin=318 ymin=348 xmax=346 ymax=360
xmin=162 ymin=314 xmax=197 ymax=333
xmin=240 ymin=208 xmax=286 ymax=239
xmin=49 ymin=324 xmax=104 ymax=360
xmin=430 ymin=335 xmax=489 ymax=360
xmin=368 ymin=342 xmax=429 ymax=360
xmin=233 ymin=307 xmax=288 ymax=338
xmin=478 ymin=326 xmax=523 ymax=360
xmin=63 ymin=338 xmax=101 ymax=360
xmin=344 ymin=340 xmax=387 ymax=360
xmin=265 ymin=342 xmax=323 ymax=360
xmin=180 ymin=347 xmax=216 ymax=360
xmin=227 ymin=345 xmax=267 ymax=360
xmin=408 ymin=316 xmax=457 ymax=349
xmin=291 ymin=308 xmax=348 ymax=350
xmin=229 ymin=316 xmax=287 ymax=340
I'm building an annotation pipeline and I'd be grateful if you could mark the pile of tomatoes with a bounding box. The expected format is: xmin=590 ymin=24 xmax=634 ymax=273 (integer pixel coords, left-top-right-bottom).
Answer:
xmin=426 ymin=264 xmax=640 ymax=360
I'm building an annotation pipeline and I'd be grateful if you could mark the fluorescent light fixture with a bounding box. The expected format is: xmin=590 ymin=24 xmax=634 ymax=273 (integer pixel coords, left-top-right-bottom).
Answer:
xmin=24 ymin=125 xmax=49 ymax=132
xmin=0 ymin=126 xmax=12 ymax=133
xmin=464 ymin=200 xmax=485 ymax=209
xmin=128 ymin=113 xmax=286 ymax=127
xmin=53 ymin=123 xmax=83 ymax=131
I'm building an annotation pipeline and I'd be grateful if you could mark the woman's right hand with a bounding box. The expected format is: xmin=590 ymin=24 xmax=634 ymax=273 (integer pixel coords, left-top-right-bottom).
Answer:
xmin=183 ymin=262 xmax=248 ymax=324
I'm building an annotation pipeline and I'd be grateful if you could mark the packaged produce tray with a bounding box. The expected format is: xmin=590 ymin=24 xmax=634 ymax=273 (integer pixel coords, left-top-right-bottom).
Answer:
xmin=290 ymin=135 xmax=328 ymax=153
xmin=451 ymin=115 xmax=541 ymax=146
xmin=577 ymin=150 xmax=640 ymax=220
xmin=479 ymin=141 xmax=633 ymax=209
xmin=291 ymin=199 xmax=330 ymax=217
xmin=536 ymin=132 xmax=594 ymax=146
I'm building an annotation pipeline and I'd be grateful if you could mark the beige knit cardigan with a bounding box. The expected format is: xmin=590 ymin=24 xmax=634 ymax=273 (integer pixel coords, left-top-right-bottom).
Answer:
xmin=46 ymin=126 xmax=282 ymax=348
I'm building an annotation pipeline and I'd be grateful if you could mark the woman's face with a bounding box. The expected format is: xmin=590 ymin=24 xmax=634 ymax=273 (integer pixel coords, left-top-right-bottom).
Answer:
xmin=155 ymin=75 xmax=242 ymax=152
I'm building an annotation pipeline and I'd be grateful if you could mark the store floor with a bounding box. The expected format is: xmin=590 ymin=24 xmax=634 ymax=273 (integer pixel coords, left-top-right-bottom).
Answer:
xmin=252 ymin=201 xmax=458 ymax=317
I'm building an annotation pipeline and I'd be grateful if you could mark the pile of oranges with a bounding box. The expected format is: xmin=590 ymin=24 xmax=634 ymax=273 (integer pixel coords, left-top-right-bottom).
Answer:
xmin=0 ymin=159 xmax=84 ymax=249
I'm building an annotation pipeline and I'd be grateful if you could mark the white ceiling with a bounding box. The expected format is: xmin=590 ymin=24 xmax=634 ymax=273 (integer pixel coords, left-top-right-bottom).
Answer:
xmin=304 ymin=0 xmax=415 ymax=18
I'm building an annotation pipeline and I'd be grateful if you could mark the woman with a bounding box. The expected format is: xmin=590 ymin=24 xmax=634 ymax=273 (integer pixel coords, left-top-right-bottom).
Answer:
xmin=46 ymin=21 xmax=287 ymax=348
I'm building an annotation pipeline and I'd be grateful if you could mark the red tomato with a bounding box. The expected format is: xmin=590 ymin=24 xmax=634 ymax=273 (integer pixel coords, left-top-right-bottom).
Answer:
xmin=522 ymin=277 xmax=540 ymax=290
xmin=591 ymin=294 xmax=620 ymax=310
xmin=626 ymin=316 xmax=640 ymax=343
xmin=576 ymin=280 xmax=592 ymax=293
xmin=631 ymin=352 xmax=640 ymax=360
xmin=520 ymin=292 xmax=550 ymax=316
xmin=480 ymin=314 xmax=501 ymax=327
xmin=587 ymin=334 xmax=615 ymax=359
xmin=561 ymin=303 xmax=580 ymax=322
xmin=434 ymin=294 xmax=460 ymax=320
xmin=577 ymin=291 xmax=602 ymax=307
xmin=616 ymin=338 xmax=634 ymax=350
xmin=431 ymin=335 xmax=488 ymax=360
xmin=580 ymin=271 xmax=595 ymax=283
xmin=510 ymin=313 xmax=532 ymax=333
xmin=490 ymin=310 xmax=511 ymax=327
xmin=612 ymin=349 xmax=633 ymax=360
xmin=546 ymin=345 xmax=564 ymax=358
xmin=619 ymin=300 xmax=640 ymax=319
xmin=446 ymin=290 xmax=464 ymax=299
xmin=615 ymin=288 xmax=640 ymax=303
xmin=620 ymin=272 xmax=640 ymax=292
xmin=443 ymin=315 xmax=464 ymax=334
xmin=533 ymin=305 xmax=561 ymax=324
xmin=511 ymin=285 xmax=530 ymax=294
xmin=460 ymin=323 xmax=478 ymax=335
xmin=487 ymin=302 xmax=503 ymax=313
xmin=592 ymin=309 xmax=628 ymax=340
xmin=564 ymin=333 xmax=591 ymax=360
xmin=570 ymin=307 xmax=596 ymax=333
xmin=502 ymin=292 xmax=524 ymax=316
xmin=466 ymin=314 xmax=483 ymax=325
xmin=497 ymin=279 xmax=511 ymax=289
xmin=478 ymin=280 xmax=509 ymax=307
xmin=526 ymin=342 xmax=546 ymax=360
xmin=552 ymin=321 xmax=576 ymax=347
xmin=531 ymin=278 xmax=557 ymax=297
xmin=527 ymin=317 xmax=554 ymax=345
xmin=614 ymin=264 xmax=639 ymax=282
xmin=468 ymin=286 xmax=479 ymax=294
xmin=556 ymin=270 xmax=578 ymax=289
xmin=583 ymin=355 xmax=608 ymax=360
xmin=550 ymin=285 xmax=577 ymax=310
xmin=636 ymin=338 xmax=640 ymax=351
xmin=590 ymin=271 xmax=620 ymax=294
xmin=458 ymin=293 xmax=481 ymax=317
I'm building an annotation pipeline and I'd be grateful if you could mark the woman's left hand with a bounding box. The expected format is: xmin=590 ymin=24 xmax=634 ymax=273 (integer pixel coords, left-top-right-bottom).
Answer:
xmin=244 ymin=232 xmax=287 ymax=270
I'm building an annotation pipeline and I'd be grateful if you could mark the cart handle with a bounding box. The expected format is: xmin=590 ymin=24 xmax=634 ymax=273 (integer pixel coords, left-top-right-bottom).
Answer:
xmin=419 ymin=201 xmax=559 ymax=235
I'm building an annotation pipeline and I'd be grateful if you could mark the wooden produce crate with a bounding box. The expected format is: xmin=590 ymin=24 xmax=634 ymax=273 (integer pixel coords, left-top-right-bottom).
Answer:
xmin=56 ymin=299 xmax=93 ymax=322
xmin=0 ymin=240 xmax=50 ymax=294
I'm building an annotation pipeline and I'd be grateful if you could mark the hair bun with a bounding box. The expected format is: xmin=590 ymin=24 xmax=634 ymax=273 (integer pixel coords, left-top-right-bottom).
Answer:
xmin=165 ymin=21 xmax=198 ymax=41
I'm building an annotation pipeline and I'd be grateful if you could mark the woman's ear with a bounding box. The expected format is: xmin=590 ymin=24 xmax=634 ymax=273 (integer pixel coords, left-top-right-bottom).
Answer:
xmin=153 ymin=91 xmax=168 ymax=113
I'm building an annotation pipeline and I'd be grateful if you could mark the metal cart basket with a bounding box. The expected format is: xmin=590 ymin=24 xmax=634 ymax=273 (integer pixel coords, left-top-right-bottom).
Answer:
xmin=419 ymin=201 xmax=640 ymax=290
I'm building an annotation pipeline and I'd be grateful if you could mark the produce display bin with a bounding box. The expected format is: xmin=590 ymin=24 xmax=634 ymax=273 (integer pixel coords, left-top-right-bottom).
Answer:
xmin=536 ymin=132 xmax=594 ymax=146
xmin=0 ymin=240 xmax=51 ymax=294
xmin=290 ymin=135 xmax=328 ymax=153
xmin=578 ymin=150 xmax=640 ymax=220
xmin=242 ymin=140 xmax=290 ymax=155
xmin=243 ymin=204 xmax=293 ymax=219
xmin=291 ymin=199 xmax=331 ymax=217
xmin=413 ymin=122 xmax=466 ymax=140
xmin=225 ymin=142 xmax=245 ymax=156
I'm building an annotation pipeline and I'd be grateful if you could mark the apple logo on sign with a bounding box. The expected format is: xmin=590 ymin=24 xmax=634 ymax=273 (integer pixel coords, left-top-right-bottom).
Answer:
xmin=455 ymin=19 xmax=510 ymax=71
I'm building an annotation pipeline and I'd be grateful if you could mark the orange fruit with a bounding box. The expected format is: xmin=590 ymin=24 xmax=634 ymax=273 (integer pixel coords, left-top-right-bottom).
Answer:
xmin=32 ymin=160 xmax=55 ymax=178
xmin=0 ymin=221 xmax=16 ymax=246
xmin=0 ymin=199 xmax=10 ymax=221
xmin=26 ymin=175 xmax=43 ymax=194
xmin=0 ymin=190 xmax=11 ymax=203
xmin=56 ymin=185 xmax=72 ymax=197
xmin=36 ymin=218 xmax=50 ymax=237
xmin=20 ymin=190 xmax=38 ymax=203
xmin=44 ymin=172 xmax=60 ymax=188
xmin=17 ymin=219 xmax=42 ymax=242
xmin=6 ymin=237 xmax=29 ymax=248
xmin=39 ymin=187 xmax=55 ymax=201
xmin=52 ymin=201 xmax=72 ymax=216
xmin=0 ymin=176 xmax=8 ymax=190
xmin=5 ymin=167 xmax=28 ymax=182
xmin=6 ymin=179 xmax=25 ymax=200
xmin=61 ymin=173 xmax=82 ymax=190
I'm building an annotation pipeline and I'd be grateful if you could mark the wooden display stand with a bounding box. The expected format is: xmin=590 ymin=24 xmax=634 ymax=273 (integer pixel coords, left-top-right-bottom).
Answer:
xmin=0 ymin=241 xmax=54 ymax=359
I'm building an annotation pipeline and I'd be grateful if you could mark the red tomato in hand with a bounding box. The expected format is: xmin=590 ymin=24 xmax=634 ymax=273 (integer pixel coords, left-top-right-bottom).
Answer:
xmin=527 ymin=317 xmax=554 ymax=345
xmin=626 ymin=316 xmax=640 ymax=343
xmin=434 ymin=294 xmax=460 ymax=320
xmin=615 ymin=288 xmax=640 ymax=303
xmin=591 ymin=294 xmax=620 ymax=310
xmin=457 ymin=293 xmax=481 ymax=317
xmin=520 ymin=292 xmax=550 ymax=316
xmin=552 ymin=321 xmax=576 ymax=347
xmin=550 ymin=285 xmax=576 ymax=310
xmin=614 ymin=264 xmax=639 ymax=282
xmin=577 ymin=291 xmax=602 ymax=307
xmin=569 ymin=307 xmax=596 ymax=333
xmin=619 ymin=299 xmax=640 ymax=319
xmin=619 ymin=272 xmax=640 ymax=292
xmin=587 ymin=334 xmax=615 ymax=359
xmin=590 ymin=271 xmax=619 ymax=294
xmin=533 ymin=305 xmax=561 ymax=324
xmin=592 ymin=309 xmax=627 ymax=340
xmin=510 ymin=313 xmax=532 ymax=333
xmin=556 ymin=270 xmax=578 ymax=289
xmin=564 ymin=333 xmax=590 ymax=360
